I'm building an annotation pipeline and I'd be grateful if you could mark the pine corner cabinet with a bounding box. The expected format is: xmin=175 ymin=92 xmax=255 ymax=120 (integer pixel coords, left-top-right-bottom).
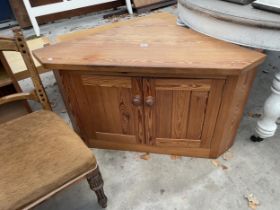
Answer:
xmin=34 ymin=13 xmax=266 ymax=158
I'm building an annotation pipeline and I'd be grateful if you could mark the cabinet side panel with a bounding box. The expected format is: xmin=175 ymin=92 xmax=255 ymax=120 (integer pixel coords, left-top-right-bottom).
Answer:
xmin=54 ymin=71 xmax=92 ymax=144
xmin=210 ymin=68 xmax=258 ymax=157
xmin=225 ymin=69 xmax=258 ymax=149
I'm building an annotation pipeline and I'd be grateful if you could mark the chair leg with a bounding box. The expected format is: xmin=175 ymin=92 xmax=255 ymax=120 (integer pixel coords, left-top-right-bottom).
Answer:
xmin=87 ymin=166 xmax=107 ymax=208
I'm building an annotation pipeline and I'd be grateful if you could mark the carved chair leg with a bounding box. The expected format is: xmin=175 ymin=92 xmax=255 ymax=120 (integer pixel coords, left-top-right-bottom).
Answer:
xmin=87 ymin=166 xmax=107 ymax=208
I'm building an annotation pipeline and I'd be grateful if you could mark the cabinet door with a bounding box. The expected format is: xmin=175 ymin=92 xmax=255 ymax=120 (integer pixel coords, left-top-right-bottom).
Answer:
xmin=79 ymin=75 xmax=145 ymax=145
xmin=143 ymin=78 xmax=225 ymax=148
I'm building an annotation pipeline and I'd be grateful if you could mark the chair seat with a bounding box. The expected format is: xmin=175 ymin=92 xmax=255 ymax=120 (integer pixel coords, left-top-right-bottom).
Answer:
xmin=0 ymin=110 xmax=97 ymax=210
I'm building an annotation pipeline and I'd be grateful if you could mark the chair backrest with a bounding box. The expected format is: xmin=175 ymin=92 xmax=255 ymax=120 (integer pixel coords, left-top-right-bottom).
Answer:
xmin=0 ymin=27 xmax=51 ymax=110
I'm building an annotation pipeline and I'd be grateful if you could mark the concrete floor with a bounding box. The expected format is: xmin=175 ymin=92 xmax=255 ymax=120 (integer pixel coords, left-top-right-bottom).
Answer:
xmin=2 ymin=6 xmax=280 ymax=210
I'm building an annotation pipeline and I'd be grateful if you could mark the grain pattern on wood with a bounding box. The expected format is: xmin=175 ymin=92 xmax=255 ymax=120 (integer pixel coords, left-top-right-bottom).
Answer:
xmin=0 ymin=44 xmax=31 ymax=114
xmin=155 ymin=89 xmax=173 ymax=138
xmin=134 ymin=0 xmax=162 ymax=8
xmin=200 ymin=79 xmax=225 ymax=148
xmin=209 ymin=76 xmax=240 ymax=157
xmin=132 ymin=77 xmax=145 ymax=144
xmin=58 ymin=72 xmax=93 ymax=143
xmin=82 ymin=75 xmax=131 ymax=88
xmin=0 ymin=28 xmax=51 ymax=114
xmin=135 ymin=0 xmax=176 ymax=13
xmin=171 ymin=90 xmax=190 ymax=139
xmin=155 ymin=138 xmax=200 ymax=148
xmin=186 ymin=91 xmax=209 ymax=140
xmin=119 ymin=87 xmax=134 ymax=134
xmin=3 ymin=36 xmax=50 ymax=80
xmin=13 ymin=28 xmax=51 ymax=110
xmin=210 ymin=69 xmax=258 ymax=157
xmin=145 ymin=78 xmax=216 ymax=149
xmin=88 ymin=84 xmax=131 ymax=133
xmin=53 ymin=70 xmax=82 ymax=135
xmin=43 ymin=13 xmax=265 ymax=158
xmin=225 ymin=70 xmax=257 ymax=148
xmin=60 ymin=73 xmax=144 ymax=145
xmin=34 ymin=13 xmax=265 ymax=75
xmin=55 ymin=13 xmax=176 ymax=43
xmin=55 ymin=69 xmax=262 ymax=158
xmin=0 ymin=38 xmax=18 ymax=51
xmin=143 ymin=78 xmax=156 ymax=145
xmin=0 ymin=92 xmax=38 ymax=106
xmin=95 ymin=132 xmax=137 ymax=144
xmin=0 ymin=52 xmax=24 ymax=98
xmin=51 ymin=66 xmax=228 ymax=79
xmin=155 ymin=79 xmax=211 ymax=91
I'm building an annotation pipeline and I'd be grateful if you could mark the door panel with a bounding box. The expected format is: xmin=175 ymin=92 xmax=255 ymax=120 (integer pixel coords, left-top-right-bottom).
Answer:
xmin=155 ymin=79 xmax=211 ymax=91
xmin=171 ymin=90 xmax=190 ymax=139
xmin=156 ymin=89 xmax=173 ymax=138
xmin=80 ymin=75 xmax=144 ymax=144
xmin=143 ymin=78 xmax=224 ymax=148
xmin=61 ymin=73 xmax=224 ymax=149
xmin=186 ymin=91 xmax=208 ymax=139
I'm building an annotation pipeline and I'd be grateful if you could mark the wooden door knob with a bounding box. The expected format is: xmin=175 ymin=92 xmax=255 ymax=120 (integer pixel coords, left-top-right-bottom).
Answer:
xmin=132 ymin=95 xmax=142 ymax=106
xmin=145 ymin=96 xmax=155 ymax=107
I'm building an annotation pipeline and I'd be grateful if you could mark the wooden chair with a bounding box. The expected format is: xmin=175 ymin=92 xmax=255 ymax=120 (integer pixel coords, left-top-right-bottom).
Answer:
xmin=2 ymin=36 xmax=51 ymax=81
xmin=0 ymin=28 xmax=107 ymax=210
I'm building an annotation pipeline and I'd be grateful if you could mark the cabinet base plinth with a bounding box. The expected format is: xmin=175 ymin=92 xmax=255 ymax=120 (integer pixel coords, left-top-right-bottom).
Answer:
xmin=89 ymin=139 xmax=212 ymax=158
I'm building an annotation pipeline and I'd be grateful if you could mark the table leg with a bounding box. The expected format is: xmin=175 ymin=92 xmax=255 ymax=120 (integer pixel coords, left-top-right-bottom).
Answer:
xmin=125 ymin=0 xmax=133 ymax=14
xmin=251 ymin=72 xmax=280 ymax=142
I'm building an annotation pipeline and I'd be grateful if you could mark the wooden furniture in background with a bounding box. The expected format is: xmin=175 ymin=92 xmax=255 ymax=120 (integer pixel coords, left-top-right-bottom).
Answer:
xmin=0 ymin=58 xmax=30 ymax=123
xmin=0 ymin=35 xmax=50 ymax=123
xmin=0 ymin=28 xmax=107 ymax=210
xmin=0 ymin=43 xmax=29 ymax=123
xmin=9 ymin=0 xmax=126 ymax=28
xmin=34 ymin=13 xmax=265 ymax=158
xmin=0 ymin=29 xmax=51 ymax=111
xmin=133 ymin=0 xmax=176 ymax=13
xmin=22 ymin=0 xmax=133 ymax=36
xmin=2 ymin=36 xmax=50 ymax=80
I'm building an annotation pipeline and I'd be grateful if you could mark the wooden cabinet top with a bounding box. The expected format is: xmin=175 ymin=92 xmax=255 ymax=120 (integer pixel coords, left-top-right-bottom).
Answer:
xmin=34 ymin=13 xmax=265 ymax=76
